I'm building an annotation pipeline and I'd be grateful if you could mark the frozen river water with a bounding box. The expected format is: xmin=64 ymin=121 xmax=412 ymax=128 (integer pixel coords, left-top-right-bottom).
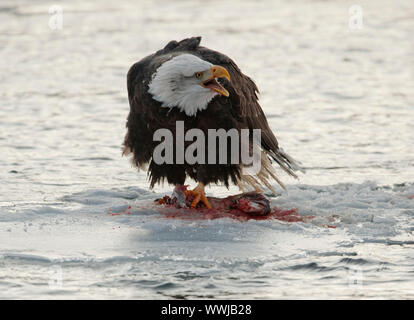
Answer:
xmin=1 ymin=0 xmax=413 ymax=299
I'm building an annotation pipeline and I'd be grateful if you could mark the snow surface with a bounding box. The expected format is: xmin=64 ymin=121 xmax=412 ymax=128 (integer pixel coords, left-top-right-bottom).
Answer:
xmin=1 ymin=0 xmax=414 ymax=299
xmin=1 ymin=182 xmax=413 ymax=299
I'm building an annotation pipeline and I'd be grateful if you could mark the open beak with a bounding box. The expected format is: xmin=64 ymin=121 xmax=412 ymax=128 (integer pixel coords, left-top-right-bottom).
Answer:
xmin=201 ymin=65 xmax=230 ymax=97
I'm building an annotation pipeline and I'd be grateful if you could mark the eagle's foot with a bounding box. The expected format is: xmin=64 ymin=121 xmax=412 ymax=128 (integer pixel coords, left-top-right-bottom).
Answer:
xmin=185 ymin=183 xmax=212 ymax=209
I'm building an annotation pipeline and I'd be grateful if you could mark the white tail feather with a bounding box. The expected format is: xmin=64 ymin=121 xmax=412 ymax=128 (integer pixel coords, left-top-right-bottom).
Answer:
xmin=236 ymin=150 xmax=302 ymax=196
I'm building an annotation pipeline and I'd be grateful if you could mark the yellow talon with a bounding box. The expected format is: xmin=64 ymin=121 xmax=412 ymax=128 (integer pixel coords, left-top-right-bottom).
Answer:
xmin=185 ymin=183 xmax=212 ymax=209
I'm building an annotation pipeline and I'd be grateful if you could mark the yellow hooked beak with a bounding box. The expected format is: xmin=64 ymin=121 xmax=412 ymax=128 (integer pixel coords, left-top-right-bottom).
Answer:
xmin=201 ymin=65 xmax=230 ymax=97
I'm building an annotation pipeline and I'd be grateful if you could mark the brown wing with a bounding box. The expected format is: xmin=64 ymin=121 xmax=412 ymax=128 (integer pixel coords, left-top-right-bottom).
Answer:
xmin=195 ymin=43 xmax=300 ymax=177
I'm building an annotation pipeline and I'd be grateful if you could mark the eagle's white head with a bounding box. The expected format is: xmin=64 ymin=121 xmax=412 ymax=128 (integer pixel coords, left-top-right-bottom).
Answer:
xmin=148 ymin=54 xmax=231 ymax=116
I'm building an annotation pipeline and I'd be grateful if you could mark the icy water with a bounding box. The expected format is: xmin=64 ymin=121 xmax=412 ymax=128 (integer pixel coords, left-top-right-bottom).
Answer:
xmin=1 ymin=0 xmax=414 ymax=299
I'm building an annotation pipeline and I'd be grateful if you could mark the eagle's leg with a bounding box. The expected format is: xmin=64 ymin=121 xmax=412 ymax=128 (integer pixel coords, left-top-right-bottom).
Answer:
xmin=185 ymin=182 xmax=212 ymax=209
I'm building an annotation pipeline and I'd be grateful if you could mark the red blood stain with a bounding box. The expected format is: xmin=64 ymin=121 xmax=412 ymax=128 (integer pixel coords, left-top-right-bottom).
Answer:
xmin=157 ymin=204 xmax=313 ymax=223
xmin=154 ymin=191 xmax=315 ymax=223
xmin=107 ymin=202 xmax=339 ymax=227
xmin=106 ymin=192 xmax=339 ymax=227
xmin=107 ymin=205 xmax=132 ymax=216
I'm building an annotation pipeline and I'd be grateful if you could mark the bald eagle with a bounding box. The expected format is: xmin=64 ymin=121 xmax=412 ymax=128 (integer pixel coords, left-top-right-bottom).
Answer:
xmin=123 ymin=37 xmax=301 ymax=209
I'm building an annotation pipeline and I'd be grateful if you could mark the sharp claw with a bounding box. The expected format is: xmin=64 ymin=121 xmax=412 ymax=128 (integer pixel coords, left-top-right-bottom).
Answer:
xmin=185 ymin=185 xmax=212 ymax=209
xmin=200 ymin=194 xmax=212 ymax=209
xmin=190 ymin=193 xmax=201 ymax=208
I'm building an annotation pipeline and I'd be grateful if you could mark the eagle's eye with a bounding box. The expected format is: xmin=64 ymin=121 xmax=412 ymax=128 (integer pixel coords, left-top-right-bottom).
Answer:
xmin=194 ymin=72 xmax=203 ymax=79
